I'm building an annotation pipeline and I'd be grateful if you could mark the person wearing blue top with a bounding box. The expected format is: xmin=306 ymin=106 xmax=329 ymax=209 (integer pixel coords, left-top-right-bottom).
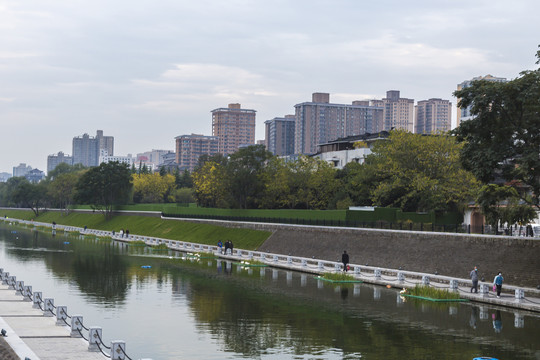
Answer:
xmin=493 ymin=272 xmax=504 ymax=298
xmin=217 ymin=240 xmax=223 ymax=254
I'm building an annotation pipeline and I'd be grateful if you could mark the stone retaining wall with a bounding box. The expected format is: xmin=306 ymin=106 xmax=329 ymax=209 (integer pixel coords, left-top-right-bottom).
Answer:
xmin=168 ymin=218 xmax=540 ymax=288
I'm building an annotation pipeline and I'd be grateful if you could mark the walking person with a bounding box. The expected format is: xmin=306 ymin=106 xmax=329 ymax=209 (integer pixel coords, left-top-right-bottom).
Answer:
xmin=470 ymin=266 xmax=479 ymax=293
xmin=493 ymin=272 xmax=504 ymax=298
xmin=342 ymin=250 xmax=350 ymax=272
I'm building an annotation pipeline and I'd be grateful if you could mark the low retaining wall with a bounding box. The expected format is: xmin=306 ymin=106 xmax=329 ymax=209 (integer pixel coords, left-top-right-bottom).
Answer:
xmin=167 ymin=218 xmax=540 ymax=288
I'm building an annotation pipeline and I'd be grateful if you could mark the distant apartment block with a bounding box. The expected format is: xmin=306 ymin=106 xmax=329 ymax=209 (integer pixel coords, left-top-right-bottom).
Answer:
xmin=175 ymin=134 xmax=219 ymax=171
xmin=415 ymin=98 xmax=452 ymax=134
xmin=265 ymin=115 xmax=295 ymax=156
xmin=456 ymin=75 xmax=507 ymax=126
xmin=211 ymin=103 xmax=256 ymax=155
xmin=99 ymin=150 xmax=133 ymax=166
xmin=0 ymin=172 xmax=12 ymax=182
xmin=72 ymin=130 xmax=114 ymax=167
xmin=47 ymin=151 xmax=73 ymax=173
xmin=371 ymin=90 xmax=414 ymax=132
xmin=294 ymin=93 xmax=384 ymax=155
xmin=13 ymin=163 xmax=32 ymax=177
xmin=136 ymin=149 xmax=174 ymax=168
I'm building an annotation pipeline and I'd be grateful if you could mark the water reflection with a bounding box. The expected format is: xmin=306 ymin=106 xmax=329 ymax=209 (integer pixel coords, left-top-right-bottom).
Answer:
xmin=1 ymin=223 xmax=540 ymax=360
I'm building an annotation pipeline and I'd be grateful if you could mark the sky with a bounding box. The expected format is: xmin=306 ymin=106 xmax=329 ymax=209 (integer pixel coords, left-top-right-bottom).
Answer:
xmin=1 ymin=0 xmax=539 ymax=174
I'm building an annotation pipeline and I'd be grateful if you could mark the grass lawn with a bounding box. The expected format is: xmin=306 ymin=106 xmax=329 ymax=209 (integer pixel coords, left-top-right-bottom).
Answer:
xmin=1 ymin=209 xmax=271 ymax=250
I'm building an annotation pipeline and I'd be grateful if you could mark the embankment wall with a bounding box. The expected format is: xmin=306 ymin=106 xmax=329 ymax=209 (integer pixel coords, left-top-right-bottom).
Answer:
xmin=168 ymin=218 xmax=540 ymax=288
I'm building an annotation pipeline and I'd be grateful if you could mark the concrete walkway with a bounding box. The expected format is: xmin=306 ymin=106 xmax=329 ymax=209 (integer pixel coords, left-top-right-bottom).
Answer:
xmin=0 ymin=284 xmax=106 ymax=360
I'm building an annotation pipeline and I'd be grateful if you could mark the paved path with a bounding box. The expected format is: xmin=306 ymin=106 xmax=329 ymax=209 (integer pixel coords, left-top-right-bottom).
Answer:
xmin=215 ymin=251 xmax=540 ymax=313
xmin=0 ymin=284 xmax=106 ymax=360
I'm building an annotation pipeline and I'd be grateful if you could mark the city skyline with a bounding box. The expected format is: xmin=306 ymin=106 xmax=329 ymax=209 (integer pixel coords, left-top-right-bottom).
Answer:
xmin=1 ymin=0 xmax=539 ymax=173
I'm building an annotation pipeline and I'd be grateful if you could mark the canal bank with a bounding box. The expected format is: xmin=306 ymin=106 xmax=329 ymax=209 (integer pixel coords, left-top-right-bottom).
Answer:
xmin=167 ymin=217 xmax=540 ymax=289
xmin=4 ymin=216 xmax=540 ymax=312
xmin=1 ymin=219 xmax=540 ymax=360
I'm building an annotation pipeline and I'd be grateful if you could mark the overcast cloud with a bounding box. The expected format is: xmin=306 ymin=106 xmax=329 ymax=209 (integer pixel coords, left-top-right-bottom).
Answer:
xmin=1 ymin=0 xmax=539 ymax=173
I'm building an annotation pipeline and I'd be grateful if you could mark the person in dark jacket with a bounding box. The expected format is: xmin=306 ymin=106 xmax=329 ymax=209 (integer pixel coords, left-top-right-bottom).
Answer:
xmin=342 ymin=251 xmax=350 ymax=272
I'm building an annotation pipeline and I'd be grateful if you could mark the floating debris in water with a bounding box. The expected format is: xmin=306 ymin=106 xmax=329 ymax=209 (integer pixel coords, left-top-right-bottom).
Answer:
xmin=141 ymin=265 xmax=152 ymax=269
xmin=63 ymin=242 xmax=70 ymax=245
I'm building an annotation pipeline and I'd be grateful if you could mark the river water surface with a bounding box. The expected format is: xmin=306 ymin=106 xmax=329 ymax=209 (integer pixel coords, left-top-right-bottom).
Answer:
xmin=0 ymin=223 xmax=539 ymax=360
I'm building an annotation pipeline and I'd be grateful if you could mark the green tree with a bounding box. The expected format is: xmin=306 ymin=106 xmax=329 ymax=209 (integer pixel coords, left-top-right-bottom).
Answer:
xmin=192 ymin=160 xmax=227 ymax=207
xmin=260 ymin=156 xmax=339 ymax=210
xmin=453 ymin=47 xmax=540 ymax=210
xmin=47 ymin=162 xmax=86 ymax=181
xmin=132 ymin=173 xmax=176 ymax=203
xmin=336 ymin=162 xmax=374 ymax=206
xmin=1 ymin=177 xmax=28 ymax=207
xmin=48 ymin=172 xmax=81 ymax=215
xmin=74 ymin=162 xmax=133 ymax=218
xmin=305 ymin=157 xmax=340 ymax=209
xmin=174 ymin=169 xmax=193 ymax=188
xmin=174 ymin=187 xmax=195 ymax=204
xmin=225 ymin=145 xmax=273 ymax=209
xmin=10 ymin=179 xmax=49 ymax=216
xmin=159 ymin=166 xmax=168 ymax=177
xmin=259 ymin=157 xmax=291 ymax=209
xmin=363 ymin=130 xmax=479 ymax=213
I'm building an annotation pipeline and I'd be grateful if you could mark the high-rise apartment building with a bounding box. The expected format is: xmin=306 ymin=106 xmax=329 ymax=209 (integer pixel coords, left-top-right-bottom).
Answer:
xmin=175 ymin=134 xmax=219 ymax=171
xmin=264 ymin=115 xmax=295 ymax=156
xmin=72 ymin=130 xmax=114 ymax=167
xmin=415 ymin=98 xmax=452 ymax=134
xmin=13 ymin=163 xmax=32 ymax=177
xmin=294 ymin=93 xmax=384 ymax=155
xmin=211 ymin=103 xmax=256 ymax=155
xmin=456 ymin=75 xmax=507 ymax=126
xmin=47 ymin=151 xmax=73 ymax=173
xmin=371 ymin=90 xmax=414 ymax=132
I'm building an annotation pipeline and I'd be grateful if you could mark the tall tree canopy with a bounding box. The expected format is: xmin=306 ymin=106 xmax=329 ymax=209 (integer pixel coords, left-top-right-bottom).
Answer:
xmin=453 ymin=47 xmax=540 ymax=209
xmin=132 ymin=173 xmax=176 ymax=203
xmin=75 ymin=162 xmax=133 ymax=218
xmin=225 ymin=145 xmax=273 ymax=209
xmin=362 ymin=130 xmax=479 ymax=213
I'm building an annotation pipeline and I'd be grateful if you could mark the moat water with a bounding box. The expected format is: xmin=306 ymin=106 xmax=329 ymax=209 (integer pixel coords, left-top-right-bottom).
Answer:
xmin=0 ymin=223 xmax=539 ymax=360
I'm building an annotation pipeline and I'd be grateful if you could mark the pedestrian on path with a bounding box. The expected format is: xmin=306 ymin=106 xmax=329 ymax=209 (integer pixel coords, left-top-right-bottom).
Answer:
xmin=217 ymin=240 xmax=223 ymax=254
xmin=493 ymin=272 xmax=504 ymax=298
xmin=470 ymin=266 xmax=479 ymax=293
xmin=342 ymin=250 xmax=350 ymax=272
